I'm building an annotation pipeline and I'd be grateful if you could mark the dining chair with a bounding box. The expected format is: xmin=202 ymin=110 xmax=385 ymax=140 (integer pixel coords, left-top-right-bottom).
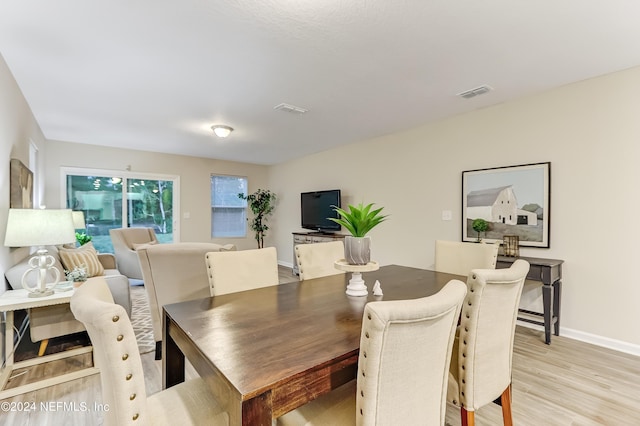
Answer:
xmin=447 ymin=259 xmax=530 ymax=426
xmin=277 ymin=279 xmax=468 ymax=426
xmin=434 ymin=240 xmax=499 ymax=276
xmin=205 ymin=246 xmax=279 ymax=296
xmin=137 ymin=242 xmax=236 ymax=359
xmin=295 ymin=241 xmax=346 ymax=280
xmin=70 ymin=278 xmax=228 ymax=426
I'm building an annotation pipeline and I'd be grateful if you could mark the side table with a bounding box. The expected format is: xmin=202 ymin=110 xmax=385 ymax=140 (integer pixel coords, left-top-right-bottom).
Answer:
xmin=496 ymin=255 xmax=564 ymax=344
xmin=0 ymin=287 xmax=98 ymax=399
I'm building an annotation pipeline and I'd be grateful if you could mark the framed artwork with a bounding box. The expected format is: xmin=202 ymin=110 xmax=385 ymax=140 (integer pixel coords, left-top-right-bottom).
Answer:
xmin=462 ymin=162 xmax=551 ymax=247
xmin=10 ymin=159 xmax=34 ymax=209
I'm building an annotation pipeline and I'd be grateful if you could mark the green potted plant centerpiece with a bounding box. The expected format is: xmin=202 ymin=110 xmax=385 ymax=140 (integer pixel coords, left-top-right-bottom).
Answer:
xmin=329 ymin=202 xmax=388 ymax=265
xmin=238 ymin=189 xmax=277 ymax=249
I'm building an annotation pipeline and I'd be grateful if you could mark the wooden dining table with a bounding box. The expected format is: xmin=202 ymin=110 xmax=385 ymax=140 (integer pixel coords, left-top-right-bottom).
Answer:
xmin=162 ymin=264 xmax=462 ymax=426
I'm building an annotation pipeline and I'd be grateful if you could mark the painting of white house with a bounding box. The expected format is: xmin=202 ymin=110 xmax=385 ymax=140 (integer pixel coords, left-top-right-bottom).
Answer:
xmin=462 ymin=162 xmax=550 ymax=247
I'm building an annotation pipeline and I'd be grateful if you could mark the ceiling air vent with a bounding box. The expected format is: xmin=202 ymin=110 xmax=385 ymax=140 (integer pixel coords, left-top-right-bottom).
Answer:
xmin=274 ymin=103 xmax=309 ymax=114
xmin=457 ymin=85 xmax=493 ymax=99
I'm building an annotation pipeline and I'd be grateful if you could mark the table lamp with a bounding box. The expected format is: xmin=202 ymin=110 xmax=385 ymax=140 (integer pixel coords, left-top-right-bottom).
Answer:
xmin=4 ymin=208 xmax=76 ymax=297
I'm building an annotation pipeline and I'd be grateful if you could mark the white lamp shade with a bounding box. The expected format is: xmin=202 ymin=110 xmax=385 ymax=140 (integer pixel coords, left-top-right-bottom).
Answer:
xmin=72 ymin=211 xmax=86 ymax=229
xmin=4 ymin=209 xmax=76 ymax=247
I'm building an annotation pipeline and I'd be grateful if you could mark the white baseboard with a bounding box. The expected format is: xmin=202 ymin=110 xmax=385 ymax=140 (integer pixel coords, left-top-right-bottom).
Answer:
xmin=518 ymin=320 xmax=640 ymax=357
xmin=278 ymin=260 xmax=294 ymax=269
xmin=560 ymin=327 xmax=640 ymax=357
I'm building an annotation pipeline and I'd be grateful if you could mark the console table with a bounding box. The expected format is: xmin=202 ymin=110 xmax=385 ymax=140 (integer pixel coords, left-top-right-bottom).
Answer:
xmin=496 ymin=255 xmax=564 ymax=344
xmin=292 ymin=231 xmax=347 ymax=275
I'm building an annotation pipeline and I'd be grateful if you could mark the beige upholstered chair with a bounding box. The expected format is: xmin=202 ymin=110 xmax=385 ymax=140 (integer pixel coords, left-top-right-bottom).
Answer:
xmin=109 ymin=227 xmax=159 ymax=279
xmin=447 ymin=259 xmax=530 ymax=426
xmin=70 ymin=278 xmax=227 ymax=426
xmin=434 ymin=240 xmax=499 ymax=276
xmin=295 ymin=241 xmax=346 ymax=281
xmin=205 ymin=247 xmax=279 ymax=296
xmin=136 ymin=242 xmax=236 ymax=357
xmin=277 ymin=279 xmax=468 ymax=426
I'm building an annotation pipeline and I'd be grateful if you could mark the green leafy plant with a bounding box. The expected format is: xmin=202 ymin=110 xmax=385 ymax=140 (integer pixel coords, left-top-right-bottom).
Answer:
xmin=238 ymin=189 xmax=277 ymax=249
xmin=329 ymin=203 xmax=388 ymax=237
xmin=75 ymin=232 xmax=92 ymax=246
xmin=472 ymin=218 xmax=489 ymax=242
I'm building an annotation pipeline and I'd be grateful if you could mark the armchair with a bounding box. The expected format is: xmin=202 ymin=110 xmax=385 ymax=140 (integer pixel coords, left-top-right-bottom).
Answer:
xmin=109 ymin=227 xmax=159 ymax=280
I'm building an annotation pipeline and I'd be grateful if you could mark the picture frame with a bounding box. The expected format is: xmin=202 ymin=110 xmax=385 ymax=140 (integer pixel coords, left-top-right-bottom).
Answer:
xmin=462 ymin=162 xmax=551 ymax=247
xmin=10 ymin=159 xmax=34 ymax=209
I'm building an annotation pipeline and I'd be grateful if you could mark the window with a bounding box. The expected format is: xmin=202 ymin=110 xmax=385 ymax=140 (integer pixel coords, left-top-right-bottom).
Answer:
xmin=63 ymin=168 xmax=178 ymax=253
xmin=211 ymin=175 xmax=247 ymax=238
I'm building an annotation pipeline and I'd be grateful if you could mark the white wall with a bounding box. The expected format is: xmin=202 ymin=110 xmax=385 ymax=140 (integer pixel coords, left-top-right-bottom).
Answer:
xmin=0 ymin=54 xmax=49 ymax=367
xmin=268 ymin=66 xmax=640 ymax=352
xmin=0 ymin=54 xmax=47 ymax=292
xmin=44 ymin=141 xmax=270 ymax=250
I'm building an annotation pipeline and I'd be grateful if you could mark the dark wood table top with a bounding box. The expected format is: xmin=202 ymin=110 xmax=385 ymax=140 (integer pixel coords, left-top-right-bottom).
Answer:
xmin=163 ymin=264 xmax=462 ymax=424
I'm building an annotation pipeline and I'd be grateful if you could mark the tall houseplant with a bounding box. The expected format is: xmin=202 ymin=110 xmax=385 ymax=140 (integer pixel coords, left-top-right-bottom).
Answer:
xmin=329 ymin=203 xmax=388 ymax=265
xmin=238 ymin=189 xmax=277 ymax=249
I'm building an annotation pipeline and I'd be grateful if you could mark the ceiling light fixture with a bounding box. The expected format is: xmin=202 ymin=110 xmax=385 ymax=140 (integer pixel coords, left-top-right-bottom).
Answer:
xmin=211 ymin=124 xmax=234 ymax=138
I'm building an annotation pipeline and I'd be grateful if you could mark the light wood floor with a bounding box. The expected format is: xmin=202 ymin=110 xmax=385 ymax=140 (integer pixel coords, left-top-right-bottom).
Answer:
xmin=1 ymin=267 xmax=639 ymax=425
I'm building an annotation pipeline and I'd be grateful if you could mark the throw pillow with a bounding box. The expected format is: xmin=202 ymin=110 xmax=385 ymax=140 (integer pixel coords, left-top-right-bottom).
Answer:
xmin=59 ymin=242 xmax=105 ymax=278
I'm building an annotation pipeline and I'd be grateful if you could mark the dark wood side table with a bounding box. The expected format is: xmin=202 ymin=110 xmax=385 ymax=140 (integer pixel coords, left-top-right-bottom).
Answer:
xmin=496 ymin=255 xmax=564 ymax=344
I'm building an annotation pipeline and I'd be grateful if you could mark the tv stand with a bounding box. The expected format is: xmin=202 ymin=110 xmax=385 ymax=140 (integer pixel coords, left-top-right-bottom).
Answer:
xmin=292 ymin=231 xmax=347 ymax=275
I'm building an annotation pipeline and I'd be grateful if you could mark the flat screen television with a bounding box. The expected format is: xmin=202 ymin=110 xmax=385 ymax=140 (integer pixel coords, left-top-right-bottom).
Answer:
xmin=301 ymin=189 xmax=341 ymax=232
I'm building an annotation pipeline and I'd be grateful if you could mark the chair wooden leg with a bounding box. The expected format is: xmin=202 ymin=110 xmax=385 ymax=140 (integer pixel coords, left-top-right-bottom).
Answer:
xmin=501 ymin=385 xmax=513 ymax=426
xmin=38 ymin=339 xmax=49 ymax=356
xmin=461 ymin=407 xmax=475 ymax=426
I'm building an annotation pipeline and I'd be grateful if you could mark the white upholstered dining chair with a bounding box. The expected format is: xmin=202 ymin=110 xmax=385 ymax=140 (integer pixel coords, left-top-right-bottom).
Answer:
xmin=205 ymin=247 xmax=279 ymax=296
xmin=295 ymin=241 xmax=346 ymax=281
xmin=277 ymin=279 xmax=468 ymax=426
xmin=70 ymin=278 xmax=228 ymax=426
xmin=447 ymin=259 xmax=530 ymax=426
xmin=434 ymin=240 xmax=499 ymax=276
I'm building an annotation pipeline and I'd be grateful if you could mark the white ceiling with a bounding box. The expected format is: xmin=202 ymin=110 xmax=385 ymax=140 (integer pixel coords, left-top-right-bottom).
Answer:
xmin=1 ymin=1 xmax=640 ymax=165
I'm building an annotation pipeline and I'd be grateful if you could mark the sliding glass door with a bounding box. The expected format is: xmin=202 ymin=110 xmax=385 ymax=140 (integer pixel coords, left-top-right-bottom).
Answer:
xmin=64 ymin=169 xmax=178 ymax=253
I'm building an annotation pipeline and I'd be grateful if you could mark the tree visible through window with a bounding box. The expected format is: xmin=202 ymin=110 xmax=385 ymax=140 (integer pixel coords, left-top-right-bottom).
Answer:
xmin=211 ymin=175 xmax=247 ymax=238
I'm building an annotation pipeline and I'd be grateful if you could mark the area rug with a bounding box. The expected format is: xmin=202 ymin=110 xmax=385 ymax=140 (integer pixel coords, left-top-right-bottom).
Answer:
xmin=130 ymin=285 xmax=156 ymax=354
